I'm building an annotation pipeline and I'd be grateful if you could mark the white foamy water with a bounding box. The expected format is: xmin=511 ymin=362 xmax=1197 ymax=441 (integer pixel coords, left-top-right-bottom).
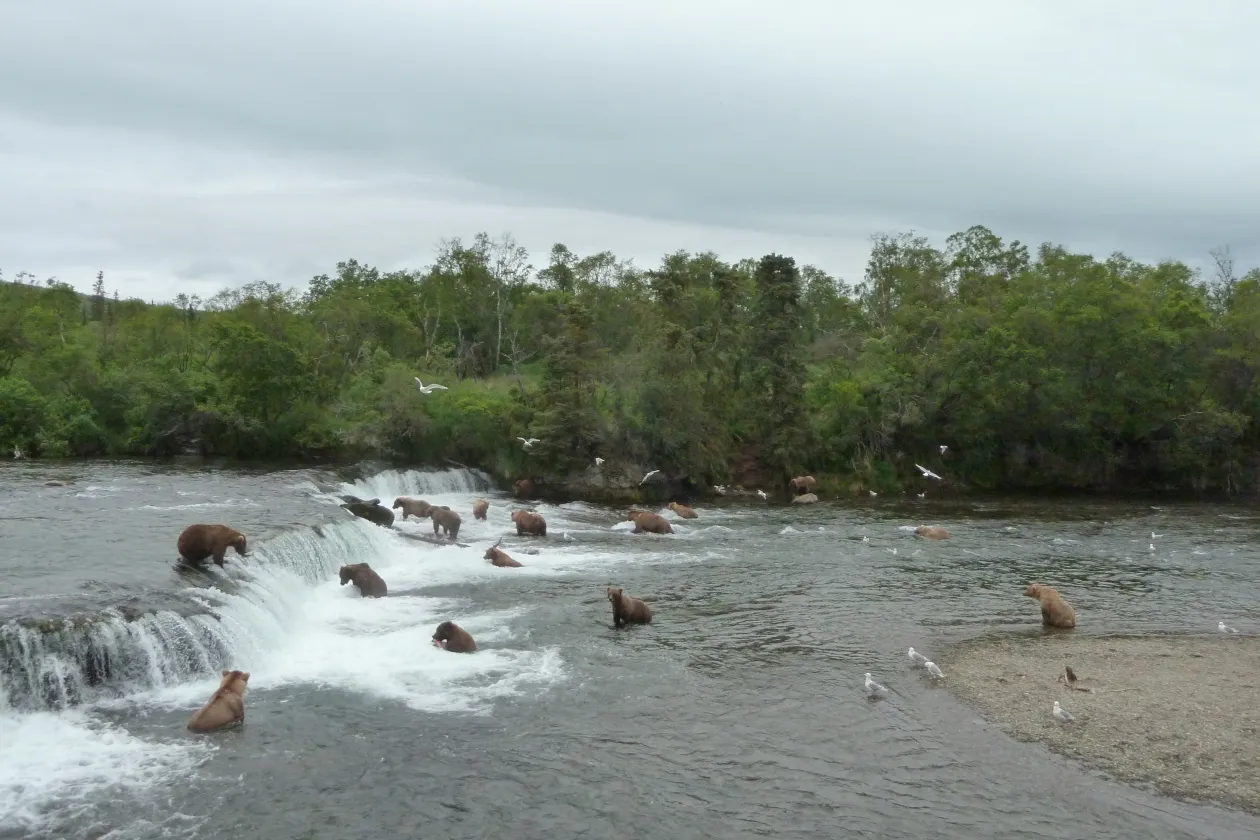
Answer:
xmin=0 ymin=468 xmax=580 ymax=836
xmin=0 ymin=710 xmax=212 ymax=832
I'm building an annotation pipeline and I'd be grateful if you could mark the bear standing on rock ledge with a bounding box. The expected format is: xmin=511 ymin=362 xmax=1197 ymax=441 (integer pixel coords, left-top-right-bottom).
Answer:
xmin=177 ymin=524 xmax=247 ymax=567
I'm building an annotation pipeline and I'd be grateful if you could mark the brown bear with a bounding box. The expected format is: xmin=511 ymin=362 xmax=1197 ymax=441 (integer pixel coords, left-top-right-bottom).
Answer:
xmin=472 ymin=498 xmax=489 ymax=520
xmin=430 ymin=507 xmax=462 ymax=540
xmin=789 ymin=475 xmax=817 ymax=495
xmin=392 ymin=497 xmax=434 ymax=520
xmin=186 ymin=669 xmax=250 ymax=732
xmin=177 ymin=524 xmax=248 ymax=568
xmin=432 ymin=620 xmax=476 ymax=653
xmin=607 ymin=586 xmax=653 ymax=627
xmin=513 ymin=478 xmax=536 ymax=498
xmin=667 ymin=502 xmax=698 ymax=519
xmin=1023 ymin=582 xmax=1077 ymax=629
xmin=914 ymin=525 xmax=950 ymax=540
xmin=484 ymin=540 xmax=523 ymax=568
xmin=627 ymin=510 xmax=672 ymax=535
xmin=511 ymin=509 xmax=547 ymax=536
xmin=339 ymin=562 xmax=388 ymax=598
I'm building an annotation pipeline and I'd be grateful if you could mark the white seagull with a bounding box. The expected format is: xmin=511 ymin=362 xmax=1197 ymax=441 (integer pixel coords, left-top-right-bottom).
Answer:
xmin=924 ymin=661 xmax=945 ymax=680
xmin=1219 ymin=621 xmax=1238 ymax=634
xmin=917 ymin=492 xmax=926 ymax=499
xmin=1052 ymin=701 xmax=1075 ymax=724
xmin=864 ymin=672 xmax=888 ymax=698
xmin=518 ymin=437 xmax=541 ymax=450
xmin=713 ymin=485 xmax=727 ymax=495
xmin=869 ymin=490 xmax=878 ymax=497
xmin=907 ymin=647 xmax=928 ymax=666
xmin=939 ymin=445 xmax=949 ymax=455
xmin=594 ymin=457 xmax=605 ymax=466
xmin=756 ymin=489 xmax=768 ymax=500
xmin=414 ymin=377 xmax=448 ymax=395
xmin=915 ymin=463 xmax=943 ymax=480
xmin=1151 ymin=532 xmax=1164 ymax=539
xmin=640 ymin=469 xmax=661 ymax=484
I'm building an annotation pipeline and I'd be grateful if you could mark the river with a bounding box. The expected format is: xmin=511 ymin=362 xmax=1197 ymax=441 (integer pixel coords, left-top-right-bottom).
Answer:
xmin=1 ymin=460 xmax=1258 ymax=839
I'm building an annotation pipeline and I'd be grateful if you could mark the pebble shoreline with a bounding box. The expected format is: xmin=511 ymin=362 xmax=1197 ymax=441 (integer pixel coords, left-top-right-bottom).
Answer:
xmin=944 ymin=633 xmax=1260 ymax=815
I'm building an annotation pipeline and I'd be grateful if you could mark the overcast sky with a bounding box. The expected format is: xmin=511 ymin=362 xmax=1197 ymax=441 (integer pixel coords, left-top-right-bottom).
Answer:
xmin=2 ymin=0 xmax=1258 ymax=301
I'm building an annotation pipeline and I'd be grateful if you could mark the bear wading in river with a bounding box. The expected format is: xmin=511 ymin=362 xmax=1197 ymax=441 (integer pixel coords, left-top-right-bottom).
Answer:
xmin=606 ymin=586 xmax=653 ymax=628
xmin=339 ymin=562 xmax=388 ymax=598
xmin=627 ymin=509 xmax=672 ymax=535
xmin=472 ymin=498 xmax=489 ymax=520
xmin=187 ymin=669 xmax=250 ymax=732
xmin=667 ymin=502 xmax=698 ymax=519
xmin=511 ymin=509 xmax=547 ymax=537
xmin=392 ymin=497 xmax=434 ymax=520
xmin=430 ymin=506 xmax=461 ymax=540
xmin=177 ymin=524 xmax=248 ymax=568
xmin=432 ymin=620 xmax=477 ymax=653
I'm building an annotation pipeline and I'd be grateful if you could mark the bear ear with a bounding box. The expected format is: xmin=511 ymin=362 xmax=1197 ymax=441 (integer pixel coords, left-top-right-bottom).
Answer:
xmin=239 ymin=671 xmax=250 ymax=680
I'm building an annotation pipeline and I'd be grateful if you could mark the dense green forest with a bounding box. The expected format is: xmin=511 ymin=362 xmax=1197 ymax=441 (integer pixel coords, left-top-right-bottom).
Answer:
xmin=2 ymin=226 xmax=1258 ymax=496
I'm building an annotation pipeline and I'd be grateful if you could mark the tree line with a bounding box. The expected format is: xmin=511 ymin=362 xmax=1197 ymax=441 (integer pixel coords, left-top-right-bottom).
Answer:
xmin=2 ymin=226 xmax=1258 ymax=496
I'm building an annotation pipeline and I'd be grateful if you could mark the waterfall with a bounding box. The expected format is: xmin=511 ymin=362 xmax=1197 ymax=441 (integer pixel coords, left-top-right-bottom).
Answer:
xmin=0 ymin=514 xmax=397 ymax=712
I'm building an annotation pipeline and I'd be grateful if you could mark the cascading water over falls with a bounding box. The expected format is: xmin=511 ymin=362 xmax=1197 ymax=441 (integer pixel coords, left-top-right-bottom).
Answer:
xmin=0 ymin=467 xmax=496 ymax=713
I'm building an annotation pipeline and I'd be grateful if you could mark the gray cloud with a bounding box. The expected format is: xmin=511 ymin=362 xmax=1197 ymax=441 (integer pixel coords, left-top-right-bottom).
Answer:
xmin=2 ymin=0 xmax=1258 ymax=299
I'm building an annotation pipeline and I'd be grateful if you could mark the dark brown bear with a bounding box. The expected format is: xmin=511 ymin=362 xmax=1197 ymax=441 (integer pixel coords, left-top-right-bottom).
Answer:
xmin=606 ymin=586 xmax=653 ymax=627
xmin=177 ymin=524 xmax=248 ymax=567
xmin=432 ymin=620 xmax=477 ymax=653
xmin=339 ymin=563 xmax=388 ymax=598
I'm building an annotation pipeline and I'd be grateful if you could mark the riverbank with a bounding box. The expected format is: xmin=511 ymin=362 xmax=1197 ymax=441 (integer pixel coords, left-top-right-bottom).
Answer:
xmin=944 ymin=633 xmax=1260 ymax=815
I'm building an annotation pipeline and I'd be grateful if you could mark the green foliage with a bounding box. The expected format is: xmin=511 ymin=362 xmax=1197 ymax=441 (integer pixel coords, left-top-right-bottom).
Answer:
xmin=2 ymin=225 xmax=1259 ymax=494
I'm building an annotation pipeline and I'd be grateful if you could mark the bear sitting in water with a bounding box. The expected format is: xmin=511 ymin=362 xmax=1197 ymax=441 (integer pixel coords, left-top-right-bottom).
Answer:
xmin=187 ymin=669 xmax=250 ymax=732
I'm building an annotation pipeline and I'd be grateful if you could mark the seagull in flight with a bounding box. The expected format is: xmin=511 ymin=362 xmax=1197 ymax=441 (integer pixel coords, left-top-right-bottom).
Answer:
xmin=640 ymin=469 xmax=661 ymax=484
xmin=939 ymin=445 xmax=949 ymax=455
xmin=518 ymin=437 xmax=541 ymax=450
xmin=595 ymin=457 xmax=605 ymax=466
xmin=869 ymin=490 xmax=878 ymax=497
xmin=756 ymin=489 xmax=768 ymax=500
xmin=915 ymin=463 xmax=943 ymax=480
xmin=414 ymin=378 xmax=448 ymax=395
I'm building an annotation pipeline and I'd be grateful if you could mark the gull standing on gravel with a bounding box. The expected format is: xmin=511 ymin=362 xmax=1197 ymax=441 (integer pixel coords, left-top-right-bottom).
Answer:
xmin=907 ymin=647 xmax=928 ymax=666
xmin=1052 ymin=701 xmax=1075 ymax=723
xmin=924 ymin=661 xmax=945 ymax=680
xmin=414 ymin=378 xmax=448 ymax=395
xmin=864 ymin=673 xmax=889 ymax=699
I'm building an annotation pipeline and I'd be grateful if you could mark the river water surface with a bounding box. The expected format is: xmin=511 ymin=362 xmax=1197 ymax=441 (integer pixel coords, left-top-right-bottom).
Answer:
xmin=1 ymin=460 xmax=1258 ymax=839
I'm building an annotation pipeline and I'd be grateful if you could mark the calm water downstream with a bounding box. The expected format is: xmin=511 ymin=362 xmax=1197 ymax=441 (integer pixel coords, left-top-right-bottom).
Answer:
xmin=1 ymin=460 xmax=1258 ymax=839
